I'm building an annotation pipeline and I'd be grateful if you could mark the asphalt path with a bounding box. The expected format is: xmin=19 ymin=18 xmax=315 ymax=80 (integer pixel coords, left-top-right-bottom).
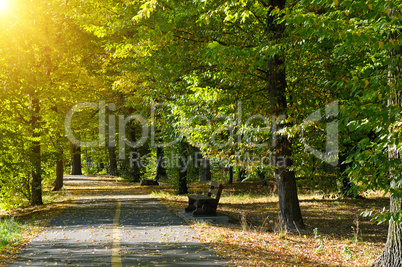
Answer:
xmin=11 ymin=176 xmax=228 ymax=267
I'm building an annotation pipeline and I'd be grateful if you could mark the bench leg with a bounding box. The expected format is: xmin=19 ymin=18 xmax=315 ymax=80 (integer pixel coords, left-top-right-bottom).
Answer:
xmin=193 ymin=199 xmax=218 ymax=217
xmin=185 ymin=197 xmax=196 ymax=213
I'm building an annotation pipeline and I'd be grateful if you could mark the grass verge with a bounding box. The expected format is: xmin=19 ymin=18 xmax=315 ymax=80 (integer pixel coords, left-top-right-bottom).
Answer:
xmin=0 ymin=217 xmax=41 ymax=265
xmin=0 ymin=218 xmax=24 ymax=250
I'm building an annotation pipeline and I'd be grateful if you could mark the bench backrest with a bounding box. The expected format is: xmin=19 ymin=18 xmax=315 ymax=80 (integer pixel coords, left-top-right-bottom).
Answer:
xmin=206 ymin=181 xmax=224 ymax=202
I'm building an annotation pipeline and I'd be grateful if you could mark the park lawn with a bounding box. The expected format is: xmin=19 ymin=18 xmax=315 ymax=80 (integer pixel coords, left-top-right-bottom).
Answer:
xmin=150 ymin=181 xmax=388 ymax=267
xmin=0 ymin=176 xmax=388 ymax=266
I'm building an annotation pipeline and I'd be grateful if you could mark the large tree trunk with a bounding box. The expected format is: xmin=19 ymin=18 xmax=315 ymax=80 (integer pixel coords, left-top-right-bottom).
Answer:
xmin=372 ymin=23 xmax=402 ymax=267
xmin=71 ymin=144 xmax=82 ymax=175
xmin=53 ymin=156 xmax=64 ymax=191
xmin=274 ymin=136 xmax=305 ymax=230
xmin=266 ymin=0 xmax=304 ymax=230
xmin=373 ymin=196 xmax=402 ymax=267
xmin=30 ymin=96 xmax=43 ymax=206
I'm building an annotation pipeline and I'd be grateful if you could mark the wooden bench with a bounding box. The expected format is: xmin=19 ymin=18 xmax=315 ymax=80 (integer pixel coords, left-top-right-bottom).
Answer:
xmin=184 ymin=181 xmax=224 ymax=217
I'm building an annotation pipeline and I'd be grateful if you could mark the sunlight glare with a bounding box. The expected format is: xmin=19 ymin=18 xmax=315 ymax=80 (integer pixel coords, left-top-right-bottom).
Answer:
xmin=0 ymin=0 xmax=9 ymax=12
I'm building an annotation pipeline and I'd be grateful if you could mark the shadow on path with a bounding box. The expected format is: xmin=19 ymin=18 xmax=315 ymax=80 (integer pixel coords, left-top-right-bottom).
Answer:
xmin=11 ymin=176 xmax=229 ymax=267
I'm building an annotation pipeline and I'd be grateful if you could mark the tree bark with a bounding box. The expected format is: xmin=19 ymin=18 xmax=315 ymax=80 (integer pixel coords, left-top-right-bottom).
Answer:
xmin=108 ymin=146 xmax=118 ymax=176
xmin=274 ymin=137 xmax=305 ymax=230
xmin=53 ymin=157 xmax=64 ymax=191
xmin=129 ymin=123 xmax=141 ymax=182
xmin=228 ymin=166 xmax=233 ymax=184
xmin=372 ymin=23 xmax=402 ymax=267
xmin=237 ymin=167 xmax=246 ymax=182
xmin=178 ymin=139 xmax=188 ymax=194
xmin=178 ymin=168 xmax=188 ymax=194
xmin=373 ymin=196 xmax=402 ymax=267
xmin=71 ymin=144 xmax=82 ymax=175
xmin=199 ymin=158 xmax=211 ymax=182
xmin=339 ymin=153 xmax=354 ymax=197
xmin=155 ymin=146 xmax=167 ymax=180
xmin=266 ymin=0 xmax=304 ymax=230
xmin=257 ymin=169 xmax=268 ymax=187
xmin=30 ymin=96 xmax=43 ymax=206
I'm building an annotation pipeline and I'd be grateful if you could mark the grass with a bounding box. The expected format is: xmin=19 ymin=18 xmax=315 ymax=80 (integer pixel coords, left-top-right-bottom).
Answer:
xmin=0 ymin=217 xmax=40 ymax=264
xmin=0 ymin=218 xmax=24 ymax=249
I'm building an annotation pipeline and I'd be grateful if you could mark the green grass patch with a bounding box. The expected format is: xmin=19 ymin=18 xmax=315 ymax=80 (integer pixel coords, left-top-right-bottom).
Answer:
xmin=0 ymin=218 xmax=24 ymax=249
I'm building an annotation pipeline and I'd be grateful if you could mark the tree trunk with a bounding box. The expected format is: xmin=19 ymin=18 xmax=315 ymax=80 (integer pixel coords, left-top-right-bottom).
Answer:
xmin=108 ymin=146 xmax=118 ymax=176
xmin=53 ymin=157 xmax=64 ymax=191
xmin=275 ymin=137 xmax=305 ymax=230
xmin=178 ymin=168 xmax=188 ymax=194
xmin=155 ymin=146 xmax=167 ymax=181
xmin=372 ymin=22 xmax=402 ymax=267
xmin=71 ymin=144 xmax=82 ymax=175
xmin=339 ymin=153 xmax=354 ymax=197
xmin=199 ymin=158 xmax=211 ymax=182
xmin=257 ymin=169 xmax=268 ymax=187
xmin=373 ymin=196 xmax=402 ymax=267
xmin=228 ymin=166 xmax=233 ymax=184
xmin=237 ymin=167 xmax=246 ymax=182
xmin=99 ymin=162 xmax=105 ymax=172
xmin=30 ymin=96 xmax=43 ymax=206
xmin=266 ymin=0 xmax=304 ymax=230
xmin=178 ymin=139 xmax=188 ymax=194
xmin=129 ymin=123 xmax=141 ymax=182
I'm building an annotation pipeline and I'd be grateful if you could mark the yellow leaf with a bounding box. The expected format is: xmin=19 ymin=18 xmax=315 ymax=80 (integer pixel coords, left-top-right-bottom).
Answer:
xmin=365 ymin=80 xmax=369 ymax=87
xmin=368 ymin=4 xmax=372 ymax=10
xmin=334 ymin=0 xmax=338 ymax=5
xmin=379 ymin=41 xmax=384 ymax=48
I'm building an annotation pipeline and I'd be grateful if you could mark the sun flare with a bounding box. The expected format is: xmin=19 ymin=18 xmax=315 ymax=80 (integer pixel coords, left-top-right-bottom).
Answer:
xmin=0 ymin=0 xmax=9 ymax=12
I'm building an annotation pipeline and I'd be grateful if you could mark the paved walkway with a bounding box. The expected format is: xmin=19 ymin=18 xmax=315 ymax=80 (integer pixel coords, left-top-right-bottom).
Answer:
xmin=11 ymin=176 xmax=228 ymax=267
